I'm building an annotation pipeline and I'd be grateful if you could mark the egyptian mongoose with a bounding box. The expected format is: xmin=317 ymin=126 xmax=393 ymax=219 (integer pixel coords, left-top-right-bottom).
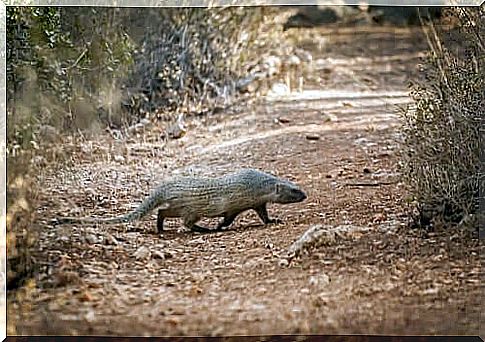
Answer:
xmin=56 ymin=168 xmax=307 ymax=233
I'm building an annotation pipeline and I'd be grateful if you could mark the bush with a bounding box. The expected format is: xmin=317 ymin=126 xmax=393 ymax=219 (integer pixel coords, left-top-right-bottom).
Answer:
xmin=7 ymin=7 xmax=135 ymax=135
xmin=7 ymin=7 xmax=289 ymax=131
xmin=6 ymin=8 xmax=136 ymax=296
xmin=122 ymin=7 xmax=287 ymax=120
xmin=401 ymin=7 xmax=484 ymax=232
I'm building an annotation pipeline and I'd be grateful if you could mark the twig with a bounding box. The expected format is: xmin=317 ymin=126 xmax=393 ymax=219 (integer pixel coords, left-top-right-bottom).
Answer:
xmin=66 ymin=48 xmax=88 ymax=70
xmin=343 ymin=181 xmax=397 ymax=187
xmin=281 ymin=224 xmax=371 ymax=263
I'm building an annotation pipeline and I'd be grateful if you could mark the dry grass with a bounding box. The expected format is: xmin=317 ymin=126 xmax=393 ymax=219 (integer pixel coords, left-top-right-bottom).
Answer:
xmin=401 ymin=7 xmax=484 ymax=232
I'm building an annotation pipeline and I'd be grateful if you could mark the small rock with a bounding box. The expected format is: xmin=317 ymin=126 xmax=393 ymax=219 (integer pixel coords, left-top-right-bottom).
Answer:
xmin=79 ymin=290 xmax=94 ymax=302
xmin=373 ymin=213 xmax=385 ymax=223
xmin=236 ymin=74 xmax=261 ymax=93
xmin=105 ymin=234 xmax=119 ymax=245
xmin=167 ymin=114 xmax=187 ymax=139
xmin=58 ymin=235 xmax=70 ymax=243
xmin=265 ymin=55 xmax=282 ymax=69
xmin=252 ymin=303 xmax=267 ymax=310
xmin=422 ymin=287 xmax=440 ymax=295
xmin=210 ymin=326 xmax=225 ymax=337
xmin=153 ymin=250 xmax=174 ymax=259
xmin=322 ymin=113 xmax=338 ymax=122
xmin=167 ymin=124 xmax=186 ymax=139
xmin=306 ymin=134 xmax=320 ymax=141
xmin=245 ymin=80 xmax=261 ymax=93
xmin=354 ymin=137 xmax=369 ymax=145
xmin=296 ymin=50 xmax=313 ymax=64
xmin=80 ymin=145 xmax=92 ymax=154
xmin=140 ymin=118 xmax=151 ymax=126
xmin=188 ymin=237 xmax=205 ymax=245
xmin=269 ymin=82 xmax=290 ymax=96
xmin=84 ymin=310 xmax=96 ymax=323
xmin=266 ymin=66 xmax=278 ymax=77
xmin=276 ymin=117 xmax=291 ymax=124
xmin=114 ymin=155 xmax=125 ymax=163
xmin=287 ymin=55 xmax=301 ymax=66
xmin=133 ymin=246 xmax=151 ymax=260
xmin=278 ymin=258 xmax=290 ymax=267
xmin=263 ymin=56 xmax=282 ymax=76
xmin=309 ymin=274 xmax=331 ymax=286
xmin=128 ymin=122 xmax=146 ymax=133
xmin=152 ymin=251 xmax=165 ymax=260
xmin=85 ymin=234 xmax=99 ymax=244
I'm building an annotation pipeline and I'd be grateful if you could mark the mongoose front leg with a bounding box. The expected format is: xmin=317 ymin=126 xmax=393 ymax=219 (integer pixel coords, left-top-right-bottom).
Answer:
xmin=156 ymin=209 xmax=165 ymax=234
xmin=254 ymin=204 xmax=282 ymax=225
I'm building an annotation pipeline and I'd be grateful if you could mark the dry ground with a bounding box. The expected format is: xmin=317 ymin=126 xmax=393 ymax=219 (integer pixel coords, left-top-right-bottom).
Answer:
xmin=12 ymin=26 xmax=482 ymax=336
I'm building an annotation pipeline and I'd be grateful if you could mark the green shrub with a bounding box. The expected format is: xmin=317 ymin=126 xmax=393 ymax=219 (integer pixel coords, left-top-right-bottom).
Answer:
xmin=6 ymin=7 xmax=135 ymax=294
xmin=7 ymin=7 xmax=135 ymax=134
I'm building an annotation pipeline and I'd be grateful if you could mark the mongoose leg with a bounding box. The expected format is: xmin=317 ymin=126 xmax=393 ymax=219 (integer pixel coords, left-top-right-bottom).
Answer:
xmin=191 ymin=224 xmax=216 ymax=233
xmin=216 ymin=212 xmax=240 ymax=230
xmin=184 ymin=215 xmax=213 ymax=233
xmin=156 ymin=209 xmax=165 ymax=233
xmin=254 ymin=204 xmax=282 ymax=225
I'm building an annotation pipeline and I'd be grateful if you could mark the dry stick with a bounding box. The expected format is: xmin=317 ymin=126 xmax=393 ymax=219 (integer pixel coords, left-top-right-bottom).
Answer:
xmin=342 ymin=181 xmax=397 ymax=187
xmin=282 ymin=224 xmax=371 ymax=263
xmin=66 ymin=48 xmax=88 ymax=70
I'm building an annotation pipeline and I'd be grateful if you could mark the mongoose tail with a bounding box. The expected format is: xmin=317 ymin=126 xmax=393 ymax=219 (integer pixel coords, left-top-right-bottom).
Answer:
xmin=55 ymin=191 xmax=169 ymax=225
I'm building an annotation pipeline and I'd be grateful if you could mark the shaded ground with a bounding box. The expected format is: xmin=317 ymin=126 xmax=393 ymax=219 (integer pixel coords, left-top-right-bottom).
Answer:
xmin=13 ymin=26 xmax=482 ymax=336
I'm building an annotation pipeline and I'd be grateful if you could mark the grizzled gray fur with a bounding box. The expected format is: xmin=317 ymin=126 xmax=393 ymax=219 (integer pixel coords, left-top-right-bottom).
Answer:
xmin=56 ymin=168 xmax=307 ymax=233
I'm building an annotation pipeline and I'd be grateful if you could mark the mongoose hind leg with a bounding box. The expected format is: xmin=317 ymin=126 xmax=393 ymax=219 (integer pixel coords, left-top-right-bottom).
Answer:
xmin=184 ymin=214 xmax=213 ymax=233
xmin=191 ymin=224 xmax=216 ymax=233
xmin=254 ymin=204 xmax=282 ymax=225
xmin=216 ymin=212 xmax=241 ymax=230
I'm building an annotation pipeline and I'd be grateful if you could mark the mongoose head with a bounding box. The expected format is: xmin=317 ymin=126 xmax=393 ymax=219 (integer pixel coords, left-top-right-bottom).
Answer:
xmin=272 ymin=179 xmax=307 ymax=204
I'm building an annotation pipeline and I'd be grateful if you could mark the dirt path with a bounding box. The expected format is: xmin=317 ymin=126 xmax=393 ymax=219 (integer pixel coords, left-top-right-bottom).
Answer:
xmin=16 ymin=26 xmax=481 ymax=336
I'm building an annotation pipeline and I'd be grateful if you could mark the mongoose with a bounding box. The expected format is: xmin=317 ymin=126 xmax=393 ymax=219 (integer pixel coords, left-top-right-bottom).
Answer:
xmin=56 ymin=168 xmax=307 ymax=233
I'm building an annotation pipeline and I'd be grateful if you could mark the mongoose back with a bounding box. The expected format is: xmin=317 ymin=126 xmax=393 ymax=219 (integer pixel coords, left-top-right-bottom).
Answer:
xmin=56 ymin=168 xmax=307 ymax=233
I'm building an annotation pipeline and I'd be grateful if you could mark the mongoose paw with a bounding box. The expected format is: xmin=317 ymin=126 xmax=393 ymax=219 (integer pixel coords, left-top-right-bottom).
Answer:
xmin=191 ymin=225 xmax=214 ymax=233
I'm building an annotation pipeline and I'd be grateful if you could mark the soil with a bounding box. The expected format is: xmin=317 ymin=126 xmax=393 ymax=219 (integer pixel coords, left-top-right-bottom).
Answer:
xmin=11 ymin=25 xmax=482 ymax=336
